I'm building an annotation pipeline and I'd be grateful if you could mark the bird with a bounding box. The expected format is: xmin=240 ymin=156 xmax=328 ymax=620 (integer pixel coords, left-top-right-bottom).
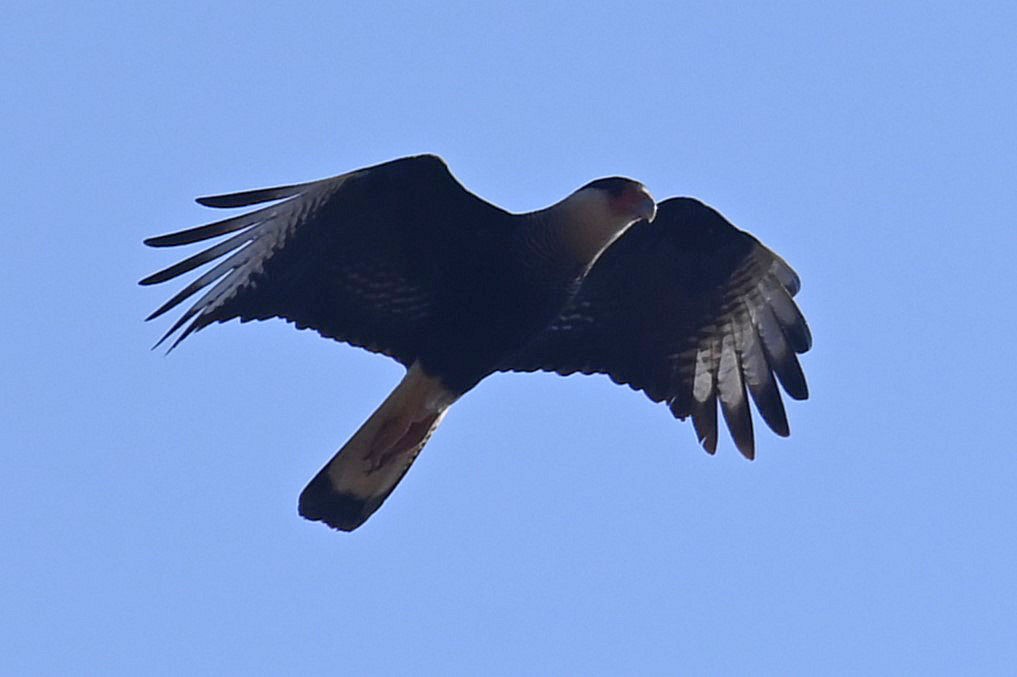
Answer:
xmin=141 ymin=154 xmax=811 ymax=532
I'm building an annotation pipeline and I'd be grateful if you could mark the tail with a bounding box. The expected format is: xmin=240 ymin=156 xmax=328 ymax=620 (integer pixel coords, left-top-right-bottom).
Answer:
xmin=298 ymin=363 xmax=458 ymax=532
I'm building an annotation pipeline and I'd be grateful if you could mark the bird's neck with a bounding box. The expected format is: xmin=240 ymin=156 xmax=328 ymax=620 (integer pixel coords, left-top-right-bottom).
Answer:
xmin=539 ymin=198 xmax=635 ymax=270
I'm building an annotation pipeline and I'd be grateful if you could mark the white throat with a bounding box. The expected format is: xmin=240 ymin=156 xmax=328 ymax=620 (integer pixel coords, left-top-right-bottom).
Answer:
xmin=551 ymin=189 xmax=638 ymax=267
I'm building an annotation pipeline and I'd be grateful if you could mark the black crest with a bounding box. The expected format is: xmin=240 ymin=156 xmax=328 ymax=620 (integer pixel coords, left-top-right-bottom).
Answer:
xmin=579 ymin=176 xmax=642 ymax=196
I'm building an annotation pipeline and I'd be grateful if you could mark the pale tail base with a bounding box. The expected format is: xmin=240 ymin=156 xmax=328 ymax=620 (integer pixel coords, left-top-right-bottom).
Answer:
xmin=298 ymin=363 xmax=456 ymax=532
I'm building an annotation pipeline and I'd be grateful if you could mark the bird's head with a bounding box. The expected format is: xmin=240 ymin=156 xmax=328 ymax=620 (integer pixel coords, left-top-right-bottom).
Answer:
xmin=580 ymin=177 xmax=657 ymax=224
xmin=556 ymin=177 xmax=656 ymax=265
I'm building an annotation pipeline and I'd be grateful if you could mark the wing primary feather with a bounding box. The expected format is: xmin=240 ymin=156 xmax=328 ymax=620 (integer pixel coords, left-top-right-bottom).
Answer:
xmin=144 ymin=207 xmax=277 ymax=247
xmin=749 ymin=292 xmax=809 ymax=400
xmin=691 ymin=336 xmax=719 ymax=454
xmin=691 ymin=392 xmax=718 ymax=454
xmin=152 ymin=300 xmax=203 ymax=350
xmin=144 ymin=243 xmax=251 ymax=322
xmin=738 ymin=302 xmax=790 ymax=436
xmin=717 ymin=331 xmax=755 ymax=459
xmin=762 ymin=277 xmax=812 ymax=353
xmin=139 ymin=229 xmax=255 ymax=286
xmin=164 ymin=311 xmax=207 ymax=352
xmin=195 ymin=179 xmax=321 ymax=208
xmin=776 ymin=354 xmax=808 ymax=400
xmin=153 ymin=263 xmax=248 ymax=350
xmin=769 ymin=254 xmax=802 ymax=296
xmin=667 ymin=353 xmax=696 ymax=420
xmin=495 ymin=197 xmax=810 ymax=456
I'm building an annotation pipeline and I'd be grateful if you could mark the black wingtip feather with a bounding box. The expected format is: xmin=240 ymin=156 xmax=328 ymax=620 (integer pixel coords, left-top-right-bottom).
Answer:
xmin=717 ymin=336 xmax=755 ymax=459
xmin=755 ymin=383 xmax=790 ymax=436
xmin=145 ymin=221 xmax=245 ymax=248
xmin=692 ymin=393 xmax=719 ymax=455
xmin=777 ymin=357 xmax=809 ymax=400
xmin=195 ymin=195 xmax=237 ymax=208
xmin=139 ymin=258 xmax=198 ymax=286
xmin=197 ymin=193 xmax=265 ymax=209
xmin=195 ymin=180 xmax=314 ymax=208
xmin=736 ymin=309 xmax=791 ymax=438
xmin=771 ymin=256 xmax=802 ymax=297
xmin=720 ymin=401 xmax=755 ymax=459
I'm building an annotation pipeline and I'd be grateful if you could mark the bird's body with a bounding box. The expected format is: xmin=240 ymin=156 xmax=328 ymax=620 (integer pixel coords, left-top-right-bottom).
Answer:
xmin=143 ymin=154 xmax=811 ymax=532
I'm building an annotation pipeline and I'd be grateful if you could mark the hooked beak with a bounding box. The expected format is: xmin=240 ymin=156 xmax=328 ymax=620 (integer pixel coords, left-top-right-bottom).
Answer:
xmin=636 ymin=188 xmax=657 ymax=223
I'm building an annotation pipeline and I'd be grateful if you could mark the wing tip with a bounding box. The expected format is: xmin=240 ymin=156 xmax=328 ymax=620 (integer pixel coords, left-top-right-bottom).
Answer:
xmin=695 ymin=424 xmax=718 ymax=455
xmin=139 ymin=269 xmax=174 ymax=286
xmin=194 ymin=170 xmax=338 ymax=209
xmin=143 ymin=234 xmax=177 ymax=248
xmin=195 ymin=194 xmax=242 ymax=208
xmin=727 ymin=423 xmax=756 ymax=460
xmin=797 ymin=322 xmax=814 ymax=354
xmin=771 ymin=419 xmax=791 ymax=437
xmin=730 ymin=425 xmax=756 ymax=460
xmin=788 ymin=380 xmax=810 ymax=401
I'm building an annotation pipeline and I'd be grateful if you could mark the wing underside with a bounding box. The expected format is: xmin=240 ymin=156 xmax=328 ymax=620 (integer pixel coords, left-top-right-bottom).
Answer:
xmin=141 ymin=154 xmax=512 ymax=364
xmin=503 ymin=197 xmax=811 ymax=459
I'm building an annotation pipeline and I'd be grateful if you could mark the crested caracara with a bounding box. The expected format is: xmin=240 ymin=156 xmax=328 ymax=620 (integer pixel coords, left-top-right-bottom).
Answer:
xmin=142 ymin=154 xmax=810 ymax=531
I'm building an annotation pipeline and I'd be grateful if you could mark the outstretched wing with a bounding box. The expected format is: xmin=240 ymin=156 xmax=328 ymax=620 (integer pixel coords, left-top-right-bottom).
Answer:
xmin=501 ymin=197 xmax=812 ymax=459
xmin=141 ymin=154 xmax=512 ymax=364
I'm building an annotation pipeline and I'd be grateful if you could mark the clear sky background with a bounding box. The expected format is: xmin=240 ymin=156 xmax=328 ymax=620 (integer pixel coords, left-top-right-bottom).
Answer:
xmin=2 ymin=2 xmax=1015 ymax=674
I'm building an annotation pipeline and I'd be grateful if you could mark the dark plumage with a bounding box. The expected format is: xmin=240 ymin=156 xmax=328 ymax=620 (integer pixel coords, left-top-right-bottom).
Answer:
xmin=501 ymin=196 xmax=811 ymax=459
xmin=142 ymin=154 xmax=810 ymax=531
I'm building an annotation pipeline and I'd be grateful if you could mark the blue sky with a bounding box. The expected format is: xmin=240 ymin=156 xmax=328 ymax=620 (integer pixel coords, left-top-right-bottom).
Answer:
xmin=2 ymin=2 xmax=1015 ymax=674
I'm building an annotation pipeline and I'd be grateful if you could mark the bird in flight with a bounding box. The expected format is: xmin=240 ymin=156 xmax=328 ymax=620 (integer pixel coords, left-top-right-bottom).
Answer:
xmin=142 ymin=154 xmax=811 ymax=532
